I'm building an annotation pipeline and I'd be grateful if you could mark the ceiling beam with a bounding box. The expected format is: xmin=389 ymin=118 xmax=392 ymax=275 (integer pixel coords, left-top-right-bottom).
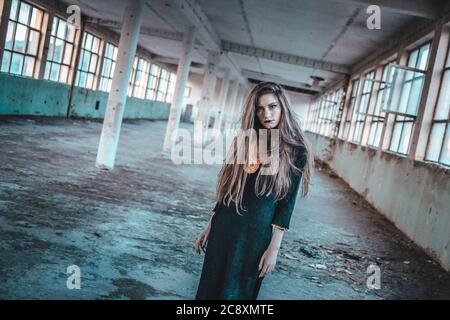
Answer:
xmin=241 ymin=70 xmax=322 ymax=94
xmin=168 ymin=0 xmax=249 ymax=86
xmin=331 ymin=0 xmax=445 ymax=19
xmin=223 ymin=41 xmax=350 ymax=75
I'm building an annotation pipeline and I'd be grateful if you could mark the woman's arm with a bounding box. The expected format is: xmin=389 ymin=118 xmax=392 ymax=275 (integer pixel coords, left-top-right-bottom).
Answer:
xmin=258 ymin=228 xmax=285 ymax=277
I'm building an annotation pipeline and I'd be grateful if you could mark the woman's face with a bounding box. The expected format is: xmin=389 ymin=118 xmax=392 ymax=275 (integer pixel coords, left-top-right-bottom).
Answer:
xmin=256 ymin=93 xmax=282 ymax=129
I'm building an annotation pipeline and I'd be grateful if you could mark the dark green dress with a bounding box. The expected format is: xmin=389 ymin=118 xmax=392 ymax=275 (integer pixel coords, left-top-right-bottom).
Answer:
xmin=195 ymin=146 xmax=308 ymax=300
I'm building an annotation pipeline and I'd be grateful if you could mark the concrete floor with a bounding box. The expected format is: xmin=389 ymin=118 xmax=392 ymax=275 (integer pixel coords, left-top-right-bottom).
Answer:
xmin=0 ymin=117 xmax=449 ymax=300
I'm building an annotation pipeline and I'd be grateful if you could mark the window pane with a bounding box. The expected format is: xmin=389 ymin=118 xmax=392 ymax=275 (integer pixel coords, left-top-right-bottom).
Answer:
xmin=85 ymin=33 xmax=93 ymax=50
xmin=390 ymin=122 xmax=402 ymax=152
xmin=50 ymin=62 xmax=59 ymax=81
xmin=30 ymin=7 xmax=43 ymax=30
xmin=66 ymin=24 xmax=76 ymax=43
xmin=63 ymin=43 xmax=73 ymax=65
xmin=92 ymin=37 xmax=100 ymax=53
xmin=406 ymin=77 xmax=424 ymax=115
xmin=440 ymin=126 xmax=450 ymax=166
xmin=27 ymin=29 xmax=40 ymax=55
xmin=51 ymin=17 xmax=58 ymax=36
xmin=14 ymin=24 xmax=27 ymax=53
xmin=24 ymin=56 xmax=35 ymax=76
xmin=89 ymin=54 xmax=98 ymax=73
xmin=44 ymin=61 xmax=50 ymax=79
xmin=10 ymin=53 xmax=24 ymax=74
xmin=435 ymin=71 xmax=450 ymax=120
xmin=81 ymin=51 xmax=90 ymax=71
xmin=398 ymin=122 xmax=413 ymax=154
xmin=5 ymin=22 xmax=15 ymax=50
xmin=10 ymin=0 xmax=19 ymax=20
xmin=418 ymin=44 xmax=430 ymax=71
xmin=57 ymin=19 xmax=66 ymax=39
xmin=1 ymin=51 xmax=12 ymax=72
xmin=59 ymin=65 xmax=69 ymax=83
xmin=86 ymin=73 xmax=94 ymax=89
xmin=53 ymin=38 xmax=64 ymax=63
xmin=427 ymin=123 xmax=446 ymax=161
xmin=408 ymin=49 xmax=418 ymax=68
xmin=18 ymin=2 xmax=31 ymax=25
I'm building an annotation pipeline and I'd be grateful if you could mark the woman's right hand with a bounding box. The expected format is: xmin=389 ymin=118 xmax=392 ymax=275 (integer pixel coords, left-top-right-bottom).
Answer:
xmin=194 ymin=223 xmax=211 ymax=254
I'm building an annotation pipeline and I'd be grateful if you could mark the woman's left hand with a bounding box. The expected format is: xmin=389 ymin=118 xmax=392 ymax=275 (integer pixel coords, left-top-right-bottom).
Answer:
xmin=258 ymin=245 xmax=279 ymax=278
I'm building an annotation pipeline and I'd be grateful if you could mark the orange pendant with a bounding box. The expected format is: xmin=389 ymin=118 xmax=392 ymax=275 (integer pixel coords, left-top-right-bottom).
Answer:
xmin=244 ymin=157 xmax=261 ymax=174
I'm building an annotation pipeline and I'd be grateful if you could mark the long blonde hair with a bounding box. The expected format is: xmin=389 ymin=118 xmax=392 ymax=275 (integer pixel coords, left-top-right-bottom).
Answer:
xmin=215 ymin=82 xmax=314 ymax=214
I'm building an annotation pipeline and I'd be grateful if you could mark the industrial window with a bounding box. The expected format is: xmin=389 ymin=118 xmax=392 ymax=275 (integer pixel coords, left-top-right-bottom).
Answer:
xmin=99 ymin=42 xmax=117 ymax=92
xmin=1 ymin=0 xmax=44 ymax=77
xmin=425 ymin=43 xmax=450 ymax=167
xmin=388 ymin=42 xmax=431 ymax=155
xmin=367 ymin=63 xmax=393 ymax=147
xmin=43 ymin=16 xmax=76 ymax=83
xmin=352 ymin=71 xmax=375 ymax=143
xmin=130 ymin=57 xmax=149 ymax=99
xmin=75 ymin=32 xmax=101 ymax=90
xmin=145 ymin=64 xmax=160 ymax=100
xmin=341 ymin=78 xmax=359 ymax=140
xmin=331 ymin=89 xmax=345 ymax=137
xmin=318 ymin=91 xmax=339 ymax=137
xmin=165 ymin=72 xmax=176 ymax=103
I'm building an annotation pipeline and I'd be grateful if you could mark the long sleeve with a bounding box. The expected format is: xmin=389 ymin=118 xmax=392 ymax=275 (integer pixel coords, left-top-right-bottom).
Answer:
xmin=271 ymin=148 xmax=308 ymax=231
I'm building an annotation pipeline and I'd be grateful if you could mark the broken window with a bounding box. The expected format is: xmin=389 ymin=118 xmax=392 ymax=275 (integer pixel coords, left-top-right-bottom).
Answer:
xmin=1 ymin=0 xmax=44 ymax=77
xmin=99 ymin=42 xmax=117 ymax=92
xmin=75 ymin=32 xmax=101 ymax=90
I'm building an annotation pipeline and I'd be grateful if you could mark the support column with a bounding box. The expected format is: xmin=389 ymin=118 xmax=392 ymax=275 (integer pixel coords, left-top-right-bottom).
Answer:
xmin=232 ymin=87 xmax=246 ymax=129
xmin=212 ymin=68 xmax=230 ymax=139
xmin=230 ymin=86 xmax=243 ymax=131
xmin=224 ymin=80 xmax=240 ymax=134
xmin=163 ymin=26 xmax=197 ymax=152
xmin=0 ymin=0 xmax=12 ymax=65
xmin=38 ymin=11 xmax=54 ymax=79
xmin=95 ymin=0 xmax=145 ymax=170
xmin=195 ymin=51 xmax=219 ymax=146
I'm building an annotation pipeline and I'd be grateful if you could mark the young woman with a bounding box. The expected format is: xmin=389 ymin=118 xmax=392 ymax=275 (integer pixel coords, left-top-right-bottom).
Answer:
xmin=194 ymin=82 xmax=313 ymax=300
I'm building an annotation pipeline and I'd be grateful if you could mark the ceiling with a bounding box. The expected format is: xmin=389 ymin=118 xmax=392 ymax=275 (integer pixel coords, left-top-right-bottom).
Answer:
xmin=60 ymin=0 xmax=448 ymax=94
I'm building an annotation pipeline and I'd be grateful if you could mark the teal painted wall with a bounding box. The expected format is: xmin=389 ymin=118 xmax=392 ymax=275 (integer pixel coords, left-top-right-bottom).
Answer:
xmin=0 ymin=73 xmax=170 ymax=119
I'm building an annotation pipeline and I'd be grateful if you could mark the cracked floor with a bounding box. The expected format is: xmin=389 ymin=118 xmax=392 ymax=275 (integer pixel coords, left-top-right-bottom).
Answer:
xmin=0 ymin=117 xmax=449 ymax=300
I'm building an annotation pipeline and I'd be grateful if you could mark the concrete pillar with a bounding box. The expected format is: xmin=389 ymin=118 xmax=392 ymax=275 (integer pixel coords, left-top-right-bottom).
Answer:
xmin=232 ymin=87 xmax=246 ymax=129
xmin=95 ymin=0 xmax=145 ymax=170
xmin=212 ymin=68 xmax=230 ymax=139
xmin=38 ymin=11 xmax=54 ymax=79
xmin=230 ymin=86 xmax=243 ymax=130
xmin=0 ymin=0 xmax=12 ymax=65
xmin=223 ymin=80 xmax=240 ymax=134
xmin=194 ymin=51 xmax=219 ymax=146
xmin=163 ymin=27 xmax=197 ymax=152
